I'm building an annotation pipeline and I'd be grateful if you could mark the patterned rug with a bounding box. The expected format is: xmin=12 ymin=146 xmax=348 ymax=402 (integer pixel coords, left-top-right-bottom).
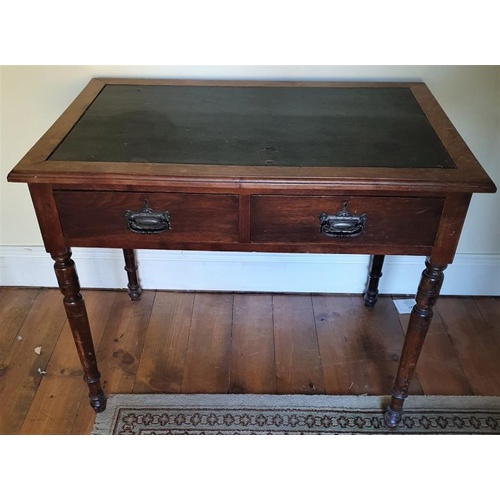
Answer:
xmin=91 ymin=394 xmax=500 ymax=434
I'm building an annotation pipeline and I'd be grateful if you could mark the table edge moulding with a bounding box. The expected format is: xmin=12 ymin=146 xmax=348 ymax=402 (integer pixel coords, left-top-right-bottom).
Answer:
xmin=7 ymin=78 xmax=497 ymax=428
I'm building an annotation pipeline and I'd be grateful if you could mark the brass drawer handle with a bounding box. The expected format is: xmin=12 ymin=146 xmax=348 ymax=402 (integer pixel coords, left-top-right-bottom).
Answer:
xmin=125 ymin=200 xmax=171 ymax=234
xmin=319 ymin=202 xmax=367 ymax=238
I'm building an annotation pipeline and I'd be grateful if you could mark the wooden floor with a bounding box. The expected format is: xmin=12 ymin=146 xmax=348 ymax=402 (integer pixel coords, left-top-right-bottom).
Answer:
xmin=1 ymin=286 xmax=499 ymax=434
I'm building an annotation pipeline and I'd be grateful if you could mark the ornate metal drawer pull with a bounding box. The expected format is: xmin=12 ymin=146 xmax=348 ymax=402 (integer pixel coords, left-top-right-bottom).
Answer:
xmin=319 ymin=202 xmax=367 ymax=238
xmin=125 ymin=200 xmax=171 ymax=234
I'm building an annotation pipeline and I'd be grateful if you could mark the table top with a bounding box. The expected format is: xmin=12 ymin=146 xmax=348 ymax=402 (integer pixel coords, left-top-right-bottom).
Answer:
xmin=8 ymin=78 xmax=496 ymax=194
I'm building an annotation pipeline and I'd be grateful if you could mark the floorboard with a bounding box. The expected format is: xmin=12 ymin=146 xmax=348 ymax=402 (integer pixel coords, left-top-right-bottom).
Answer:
xmin=0 ymin=287 xmax=499 ymax=434
xmin=182 ymin=293 xmax=234 ymax=393
xmin=0 ymin=290 xmax=66 ymax=434
xmin=436 ymin=297 xmax=500 ymax=395
xmin=230 ymin=293 xmax=276 ymax=394
xmin=273 ymin=294 xmax=324 ymax=394
xmin=134 ymin=291 xmax=195 ymax=394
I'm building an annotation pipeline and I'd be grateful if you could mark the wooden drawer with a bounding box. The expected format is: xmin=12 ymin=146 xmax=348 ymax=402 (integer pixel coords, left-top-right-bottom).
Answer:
xmin=250 ymin=195 xmax=445 ymax=248
xmin=54 ymin=190 xmax=239 ymax=246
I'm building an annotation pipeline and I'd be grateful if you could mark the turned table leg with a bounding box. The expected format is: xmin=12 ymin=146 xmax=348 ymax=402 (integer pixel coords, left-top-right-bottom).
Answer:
xmin=384 ymin=258 xmax=447 ymax=427
xmin=364 ymin=255 xmax=385 ymax=308
xmin=123 ymin=249 xmax=142 ymax=302
xmin=51 ymin=248 xmax=106 ymax=412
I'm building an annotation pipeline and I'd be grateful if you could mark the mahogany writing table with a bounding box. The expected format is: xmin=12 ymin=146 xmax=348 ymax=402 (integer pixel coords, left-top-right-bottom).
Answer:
xmin=7 ymin=78 xmax=497 ymax=427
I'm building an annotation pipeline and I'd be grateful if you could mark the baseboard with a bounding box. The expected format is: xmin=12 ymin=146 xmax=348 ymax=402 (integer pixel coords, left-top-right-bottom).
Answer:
xmin=0 ymin=246 xmax=498 ymax=295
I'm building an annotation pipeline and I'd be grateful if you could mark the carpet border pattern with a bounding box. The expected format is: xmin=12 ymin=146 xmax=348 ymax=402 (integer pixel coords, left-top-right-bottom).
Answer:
xmin=92 ymin=394 xmax=500 ymax=435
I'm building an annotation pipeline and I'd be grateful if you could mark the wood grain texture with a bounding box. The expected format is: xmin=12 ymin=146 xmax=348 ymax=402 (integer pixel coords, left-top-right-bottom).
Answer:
xmin=1 ymin=288 xmax=500 ymax=434
xmin=94 ymin=291 xmax=155 ymax=395
xmin=410 ymin=82 xmax=496 ymax=191
xmin=181 ymin=293 xmax=234 ymax=393
xmin=134 ymin=292 xmax=194 ymax=393
xmin=430 ymin=193 xmax=472 ymax=264
xmin=386 ymin=261 xmax=447 ymax=426
xmin=0 ymin=287 xmax=39 ymax=366
xmin=6 ymin=78 xmax=105 ymax=173
xmin=314 ymin=295 xmax=422 ymax=396
xmin=20 ymin=290 xmax=118 ymax=434
xmin=397 ymin=307 xmax=473 ymax=396
xmin=122 ymin=249 xmax=142 ymax=301
xmin=54 ymin=190 xmax=239 ymax=243
xmin=251 ymin=194 xmax=444 ymax=246
xmin=28 ymin=184 xmax=66 ymax=252
xmin=273 ymin=295 xmax=324 ymax=394
xmin=436 ymin=297 xmax=500 ymax=395
xmin=230 ymin=294 xmax=276 ymax=394
xmin=474 ymin=297 xmax=500 ymax=351
xmin=0 ymin=290 xmax=67 ymax=434
xmin=8 ymin=80 xmax=496 ymax=194
xmin=50 ymin=248 xmax=106 ymax=411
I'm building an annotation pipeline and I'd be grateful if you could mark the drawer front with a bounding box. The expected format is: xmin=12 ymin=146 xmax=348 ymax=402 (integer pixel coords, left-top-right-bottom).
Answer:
xmin=54 ymin=191 xmax=239 ymax=244
xmin=251 ymin=195 xmax=444 ymax=247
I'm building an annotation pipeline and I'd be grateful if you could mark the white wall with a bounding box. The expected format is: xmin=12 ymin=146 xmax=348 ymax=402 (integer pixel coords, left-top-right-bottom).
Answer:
xmin=1 ymin=65 xmax=499 ymax=294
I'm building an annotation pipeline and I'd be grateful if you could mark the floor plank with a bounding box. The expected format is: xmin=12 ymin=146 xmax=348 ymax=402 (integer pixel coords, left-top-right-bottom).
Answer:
xmin=230 ymin=293 xmax=276 ymax=394
xmin=95 ymin=291 xmax=156 ymax=396
xmin=273 ymin=294 xmax=324 ymax=394
xmin=0 ymin=289 xmax=67 ymax=434
xmin=474 ymin=297 xmax=500 ymax=351
xmin=134 ymin=291 xmax=195 ymax=393
xmin=0 ymin=287 xmax=40 ymax=368
xmin=436 ymin=297 xmax=500 ymax=395
xmin=181 ymin=293 xmax=234 ymax=393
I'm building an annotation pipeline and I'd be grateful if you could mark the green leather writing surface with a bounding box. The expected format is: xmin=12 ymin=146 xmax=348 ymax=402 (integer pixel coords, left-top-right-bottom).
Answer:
xmin=49 ymin=85 xmax=455 ymax=168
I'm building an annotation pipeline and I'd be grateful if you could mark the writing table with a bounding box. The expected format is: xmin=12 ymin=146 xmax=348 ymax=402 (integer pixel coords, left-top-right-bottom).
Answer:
xmin=7 ymin=78 xmax=497 ymax=427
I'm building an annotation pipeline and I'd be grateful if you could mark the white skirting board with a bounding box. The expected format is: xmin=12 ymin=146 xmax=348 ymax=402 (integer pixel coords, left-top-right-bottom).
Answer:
xmin=0 ymin=246 xmax=499 ymax=296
